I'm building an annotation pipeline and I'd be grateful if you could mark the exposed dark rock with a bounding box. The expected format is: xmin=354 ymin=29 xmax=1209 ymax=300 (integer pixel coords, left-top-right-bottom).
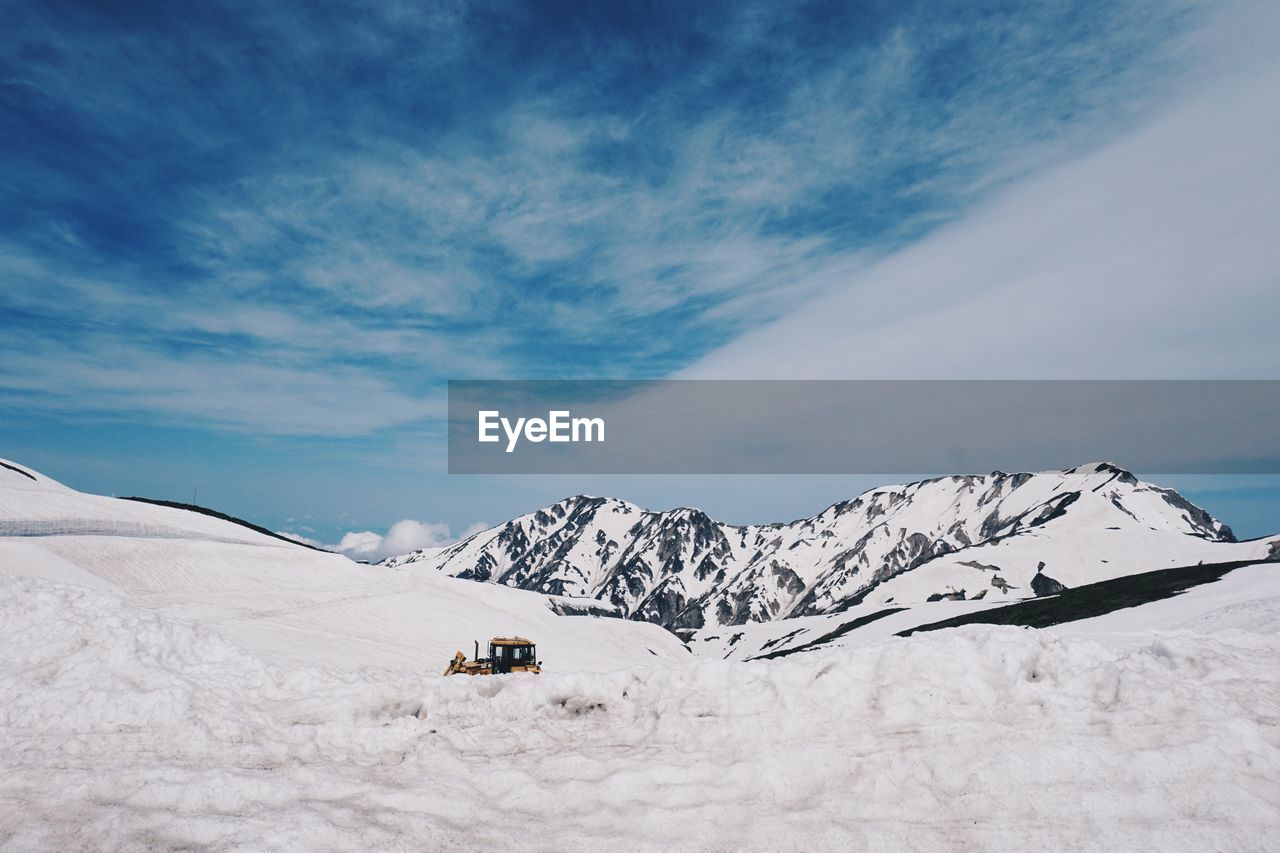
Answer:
xmin=759 ymin=627 xmax=806 ymax=651
xmin=0 ymin=461 xmax=36 ymax=481
xmin=119 ymin=496 xmax=333 ymax=552
xmin=753 ymin=607 xmax=906 ymax=660
xmin=694 ymin=554 xmax=722 ymax=582
xmin=770 ymin=561 xmax=806 ymax=595
xmin=635 ymin=577 xmax=689 ymax=626
xmin=1154 ymin=487 xmax=1235 ymax=541
xmin=1030 ymin=568 xmax=1067 ymax=597
xmin=899 ymin=560 xmax=1258 ymax=636
xmin=458 ymin=551 xmax=497 ymax=582
xmin=1028 ymin=492 xmax=1081 ymax=527
xmin=1109 ymin=495 xmax=1140 ymax=522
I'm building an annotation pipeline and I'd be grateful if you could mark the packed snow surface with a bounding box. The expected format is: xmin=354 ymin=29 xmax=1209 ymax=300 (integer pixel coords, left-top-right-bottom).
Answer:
xmin=3 ymin=572 xmax=1279 ymax=852
xmin=2 ymin=459 xmax=1279 ymax=851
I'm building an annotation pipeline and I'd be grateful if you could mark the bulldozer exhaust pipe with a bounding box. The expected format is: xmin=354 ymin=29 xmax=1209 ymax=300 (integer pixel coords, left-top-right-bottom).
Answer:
xmin=474 ymin=640 xmax=479 ymax=661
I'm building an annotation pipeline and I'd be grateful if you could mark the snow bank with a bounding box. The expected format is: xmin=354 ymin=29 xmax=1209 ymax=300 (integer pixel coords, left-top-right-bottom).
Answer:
xmin=3 ymin=573 xmax=1277 ymax=852
xmin=1 ymin=574 xmax=269 ymax=734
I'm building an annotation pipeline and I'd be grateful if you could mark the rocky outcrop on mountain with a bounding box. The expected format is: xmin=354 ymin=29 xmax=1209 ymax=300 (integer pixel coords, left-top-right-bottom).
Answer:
xmin=1030 ymin=567 xmax=1068 ymax=597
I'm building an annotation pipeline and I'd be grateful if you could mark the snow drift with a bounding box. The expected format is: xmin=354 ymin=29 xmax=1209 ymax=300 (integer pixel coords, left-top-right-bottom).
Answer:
xmin=2 ymin=572 xmax=1278 ymax=851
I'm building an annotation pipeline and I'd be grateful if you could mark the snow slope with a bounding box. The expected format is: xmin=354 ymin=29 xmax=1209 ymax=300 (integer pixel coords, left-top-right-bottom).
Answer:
xmin=2 ymin=458 xmax=1279 ymax=850
xmin=2 ymin=571 xmax=1278 ymax=852
xmin=694 ymin=558 xmax=1280 ymax=662
xmin=1051 ymin=561 xmax=1280 ymax=638
xmin=0 ymin=459 xmax=687 ymax=672
xmin=386 ymin=463 xmax=1276 ymax=632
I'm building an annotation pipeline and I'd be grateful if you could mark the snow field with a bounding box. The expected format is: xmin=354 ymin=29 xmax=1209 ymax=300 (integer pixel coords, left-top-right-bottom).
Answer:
xmin=3 ymin=572 xmax=1278 ymax=852
xmin=0 ymin=463 xmax=690 ymax=673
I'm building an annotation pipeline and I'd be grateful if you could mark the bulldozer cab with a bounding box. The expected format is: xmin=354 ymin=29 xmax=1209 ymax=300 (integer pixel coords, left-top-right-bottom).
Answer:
xmin=443 ymin=636 xmax=541 ymax=676
xmin=489 ymin=638 xmax=537 ymax=674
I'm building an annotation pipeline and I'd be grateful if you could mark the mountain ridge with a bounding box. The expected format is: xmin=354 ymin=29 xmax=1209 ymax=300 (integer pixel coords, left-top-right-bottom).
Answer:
xmin=384 ymin=462 xmax=1269 ymax=631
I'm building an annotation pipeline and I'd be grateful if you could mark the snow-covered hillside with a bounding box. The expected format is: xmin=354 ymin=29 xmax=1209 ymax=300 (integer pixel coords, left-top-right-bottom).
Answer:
xmin=385 ymin=463 xmax=1276 ymax=631
xmin=2 ymin=457 xmax=1279 ymax=850
xmin=688 ymin=558 xmax=1280 ymax=660
xmin=0 ymin=459 xmax=687 ymax=672
xmin=3 ymin=569 xmax=1278 ymax=851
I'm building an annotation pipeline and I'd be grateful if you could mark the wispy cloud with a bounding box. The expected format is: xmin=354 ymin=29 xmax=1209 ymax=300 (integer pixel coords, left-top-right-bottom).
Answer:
xmin=1 ymin=0 xmax=1209 ymax=439
xmin=685 ymin=4 xmax=1280 ymax=379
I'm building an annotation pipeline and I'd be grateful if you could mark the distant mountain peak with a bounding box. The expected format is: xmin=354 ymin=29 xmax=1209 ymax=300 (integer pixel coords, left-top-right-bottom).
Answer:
xmin=383 ymin=464 xmax=1242 ymax=630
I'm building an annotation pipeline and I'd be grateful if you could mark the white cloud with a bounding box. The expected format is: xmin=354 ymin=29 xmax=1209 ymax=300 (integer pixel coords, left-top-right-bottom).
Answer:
xmin=684 ymin=5 xmax=1280 ymax=380
xmin=159 ymin=0 xmax=1196 ymax=359
xmin=333 ymin=530 xmax=387 ymax=560
xmin=330 ymin=518 xmax=485 ymax=562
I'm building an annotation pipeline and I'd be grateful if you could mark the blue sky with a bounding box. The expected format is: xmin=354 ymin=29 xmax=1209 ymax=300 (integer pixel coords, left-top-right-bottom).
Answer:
xmin=3 ymin=0 xmax=1278 ymax=554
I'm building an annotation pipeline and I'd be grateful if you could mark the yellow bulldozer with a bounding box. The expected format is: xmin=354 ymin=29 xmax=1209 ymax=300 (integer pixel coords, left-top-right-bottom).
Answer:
xmin=443 ymin=637 xmax=541 ymax=676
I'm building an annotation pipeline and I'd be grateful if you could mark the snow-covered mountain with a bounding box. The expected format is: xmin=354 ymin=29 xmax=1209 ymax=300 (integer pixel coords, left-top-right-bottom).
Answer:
xmin=0 ymin=458 xmax=687 ymax=671
xmin=385 ymin=463 xmax=1277 ymax=631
